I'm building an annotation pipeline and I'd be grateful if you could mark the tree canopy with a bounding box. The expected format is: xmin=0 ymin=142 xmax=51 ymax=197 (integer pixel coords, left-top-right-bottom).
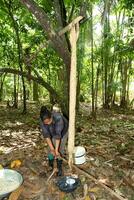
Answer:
xmin=0 ymin=0 xmax=133 ymax=114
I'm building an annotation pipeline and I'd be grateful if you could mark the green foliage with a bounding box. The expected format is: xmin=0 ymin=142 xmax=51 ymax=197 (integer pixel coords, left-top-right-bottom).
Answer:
xmin=0 ymin=0 xmax=133 ymax=109
xmin=120 ymin=0 xmax=134 ymax=10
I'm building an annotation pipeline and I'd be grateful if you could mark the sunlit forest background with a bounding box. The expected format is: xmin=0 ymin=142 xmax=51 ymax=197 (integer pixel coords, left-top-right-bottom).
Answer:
xmin=0 ymin=0 xmax=133 ymax=115
xmin=0 ymin=0 xmax=134 ymax=199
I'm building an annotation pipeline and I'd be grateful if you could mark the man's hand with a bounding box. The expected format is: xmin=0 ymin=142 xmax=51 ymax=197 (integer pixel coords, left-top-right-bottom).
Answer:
xmin=50 ymin=149 xmax=56 ymax=156
xmin=55 ymin=150 xmax=60 ymax=158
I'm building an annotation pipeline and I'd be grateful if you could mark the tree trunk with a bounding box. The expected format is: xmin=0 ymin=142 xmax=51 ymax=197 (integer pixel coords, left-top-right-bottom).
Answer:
xmin=20 ymin=0 xmax=70 ymax=78
xmin=111 ymin=66 xmax=119 ymax=106
xmin=13 ymin=74 xmax=18 ymax=108
xmin=90 ymin=4 xmax=95 ymax=117
xmin=33 ymin=81 xmax=39 ymax=101
xmin=120 ymin=60 xmax=129 ymax=108
xmin=127 ymin=59 xmax=132 ymax=105
xmin=0 ymin=73 xmax=6 ymax=102
xmin=76 ymin=25 xmax=86 ymax=111
xmin=76 ymin=73 xmax=80 ymax=111
xmin=102 ymin=0 xmax=111 ymax=109
xmin=6 ymin=4 xmax=27 ymax=113
xmin=95 ymin=67 xmax=100 ymax=111
xmin=20 ymin=0 xmax=71 ymax=115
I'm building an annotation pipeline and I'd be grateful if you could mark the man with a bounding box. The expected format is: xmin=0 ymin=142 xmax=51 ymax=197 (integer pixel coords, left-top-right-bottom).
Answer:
xmin=40 ymin=106 xmax=68 ymax=176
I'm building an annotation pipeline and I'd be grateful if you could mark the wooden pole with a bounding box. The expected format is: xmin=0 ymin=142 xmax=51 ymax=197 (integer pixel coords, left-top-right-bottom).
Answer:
xmin=58 ymin=16 xmax=83 ymax=36
xmin=58 ymin=17 xmax=83 ymax=169
xmin=68 ymin=23 xmax=80 ymax=169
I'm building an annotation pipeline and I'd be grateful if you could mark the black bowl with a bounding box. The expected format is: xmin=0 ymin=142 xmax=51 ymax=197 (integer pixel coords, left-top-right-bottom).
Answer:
xmin=56 ymin=176 xmax=80 ymax=193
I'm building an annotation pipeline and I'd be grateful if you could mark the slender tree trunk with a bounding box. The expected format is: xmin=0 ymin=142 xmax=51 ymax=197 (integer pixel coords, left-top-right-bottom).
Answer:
xmin=95 ymin=67 xmax=100 ymax=111
xmin=101 ymin=51 xmax=104 ymax=106
xmin=16 ymin=32 xmax=27 ymax=113
xmin=0 ymin=74 xmax=6 ymax=102
xmin=7 ymin=4 xmax=27 ymax=113
xmin=33 ymin=81 xmax=39 ymax=101
xmin=127 ymin=74 xmax=130 ymax=105
xmin=90 ymin=4 xmax=95 ymax=117
xmin=120 ymin=60 xmax=128 ymax=108
xmin=76 ymin=73 xmax=80 ymax=111
xmin=17 ymin=75 xmax=19 ymax=107
xmin=102 ymin=0 xmax=111 ymax=109
xmin=47 ymin=61 xmax=53 ymax=105
xmin=13 ymin=74 xmax=18 ymax=108
xmin=126 ymin=59 xmax=132 ymax=105
xmin=112 ymin=67 xmax=119 ymax=106
xmin=76 ymin=26 xmax=85 ymax=111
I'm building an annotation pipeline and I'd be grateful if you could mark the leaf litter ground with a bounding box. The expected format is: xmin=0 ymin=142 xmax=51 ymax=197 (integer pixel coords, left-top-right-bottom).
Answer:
xmin=0 ymin=103 xmax=134 ymax=200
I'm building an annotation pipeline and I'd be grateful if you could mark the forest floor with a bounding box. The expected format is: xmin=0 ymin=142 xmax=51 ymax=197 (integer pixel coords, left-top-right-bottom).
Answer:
xmin=0 ymin=103 xmax=134 ymax=200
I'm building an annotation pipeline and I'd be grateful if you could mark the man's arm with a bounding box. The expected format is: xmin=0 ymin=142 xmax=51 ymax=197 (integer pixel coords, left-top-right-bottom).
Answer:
xmin=46 ymin=138 xmax=55 ymax=156
xmin=55 ymin=139 xmax=61 ymax=156
xmin=46 ymin=138 xmax=54 ymax=150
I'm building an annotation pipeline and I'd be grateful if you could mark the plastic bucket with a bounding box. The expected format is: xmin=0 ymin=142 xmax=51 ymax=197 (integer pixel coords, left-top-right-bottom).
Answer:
xmin=74 ymin=146 xmax=86 ymax=165
xmin=0 ymin=169 xmax=23 ymax=200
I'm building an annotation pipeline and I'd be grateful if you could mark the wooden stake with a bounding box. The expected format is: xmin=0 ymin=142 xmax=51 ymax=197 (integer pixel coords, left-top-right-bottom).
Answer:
xmin=58 ymin=16 xmax=83 ymax=36
xmin=8 ymin=185 xmax=24 ymax=200
xmin=47 ymin=159 xmax=58 ymax=183
xmin=68 ymin=23 xmax=80 ymax=169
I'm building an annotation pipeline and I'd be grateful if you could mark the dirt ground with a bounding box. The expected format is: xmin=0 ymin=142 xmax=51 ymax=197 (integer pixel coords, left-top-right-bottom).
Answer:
xmin=0 ymin=103 xmax=134 ymax=200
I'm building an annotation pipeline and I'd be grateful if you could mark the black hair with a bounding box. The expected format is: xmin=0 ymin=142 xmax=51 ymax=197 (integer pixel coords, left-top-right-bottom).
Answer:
xmin=40 ymin=106 xmax=51 ymax=121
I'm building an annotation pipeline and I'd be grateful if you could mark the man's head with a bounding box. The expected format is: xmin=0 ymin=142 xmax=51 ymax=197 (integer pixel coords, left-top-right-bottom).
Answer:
xmin=40 ymin=106 xmax=52 ymax=125
xmin=43 ymin=117 xmax=52 ymax=125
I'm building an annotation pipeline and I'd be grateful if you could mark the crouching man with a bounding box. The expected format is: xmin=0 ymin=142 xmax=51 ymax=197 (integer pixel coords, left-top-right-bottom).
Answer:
xmin=40 ymin=106 xmax=68 ymax=176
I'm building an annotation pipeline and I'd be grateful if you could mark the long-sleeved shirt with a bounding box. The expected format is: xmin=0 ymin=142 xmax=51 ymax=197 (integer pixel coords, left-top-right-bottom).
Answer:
xmin=40 ymin=112 xmax=68 ymax=139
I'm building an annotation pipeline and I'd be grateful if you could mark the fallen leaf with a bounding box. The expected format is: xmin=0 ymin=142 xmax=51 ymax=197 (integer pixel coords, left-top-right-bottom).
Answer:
xmin=84 ymin=195 xmax=91 ymax=200
xmin=89 ymin=187 xmax=99 ymax=193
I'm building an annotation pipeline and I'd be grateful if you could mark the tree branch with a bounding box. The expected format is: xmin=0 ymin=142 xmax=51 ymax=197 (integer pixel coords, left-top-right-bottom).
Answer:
xmin=0 ymin=67 xmax=62 ymax=104
xmin=20 ymin=0 xmax=71 ymax=69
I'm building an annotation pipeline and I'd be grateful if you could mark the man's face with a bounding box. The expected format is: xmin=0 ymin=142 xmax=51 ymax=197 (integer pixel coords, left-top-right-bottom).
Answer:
xmin=43 ymin=117 xmax=52 ymax=125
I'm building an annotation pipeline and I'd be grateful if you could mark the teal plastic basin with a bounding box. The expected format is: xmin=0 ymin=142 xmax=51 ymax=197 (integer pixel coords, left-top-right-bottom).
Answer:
xmin=0 ymin=169 xmax=23 ymax=200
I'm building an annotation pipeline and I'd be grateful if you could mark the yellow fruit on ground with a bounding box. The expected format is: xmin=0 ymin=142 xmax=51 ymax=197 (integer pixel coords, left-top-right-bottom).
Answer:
xmin=11 ymin=160 xmax=22 ymax=168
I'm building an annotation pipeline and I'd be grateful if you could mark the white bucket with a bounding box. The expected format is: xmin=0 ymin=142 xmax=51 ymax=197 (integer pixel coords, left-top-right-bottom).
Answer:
xmin=74 ymin=146 xmax=86 ymax=165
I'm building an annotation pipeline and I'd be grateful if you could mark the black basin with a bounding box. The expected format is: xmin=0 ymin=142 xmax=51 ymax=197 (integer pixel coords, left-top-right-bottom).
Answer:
xmin=56 ymin=176 xmax=80 ymax=193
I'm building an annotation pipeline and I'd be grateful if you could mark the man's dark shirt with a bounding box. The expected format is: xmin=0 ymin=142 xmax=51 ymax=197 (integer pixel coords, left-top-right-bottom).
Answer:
xmin=40 ymin=112 xmax=68 ymax=139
